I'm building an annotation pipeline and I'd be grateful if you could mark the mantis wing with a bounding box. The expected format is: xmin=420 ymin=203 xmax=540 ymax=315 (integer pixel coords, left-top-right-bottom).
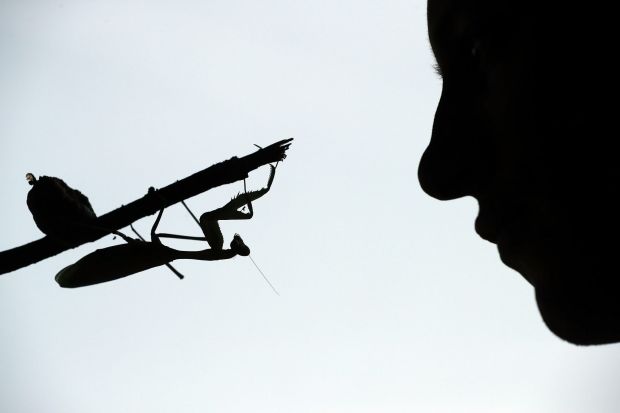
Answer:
xmin=55 ymin=242 xmax=177 ymax=288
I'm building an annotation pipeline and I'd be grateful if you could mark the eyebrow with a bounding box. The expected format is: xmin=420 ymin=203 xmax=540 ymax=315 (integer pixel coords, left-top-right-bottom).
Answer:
xmin=427 ymin=9 xmax=456 ymax=76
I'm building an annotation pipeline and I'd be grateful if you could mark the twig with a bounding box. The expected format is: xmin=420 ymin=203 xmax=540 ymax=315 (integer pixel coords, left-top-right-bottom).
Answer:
xmin=0 ymin=138 xmax=293 ymax=275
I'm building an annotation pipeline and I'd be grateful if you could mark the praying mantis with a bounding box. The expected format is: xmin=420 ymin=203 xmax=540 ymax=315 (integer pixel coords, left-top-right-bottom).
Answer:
xmin=55 ymin=164 xmax=279 ymax=292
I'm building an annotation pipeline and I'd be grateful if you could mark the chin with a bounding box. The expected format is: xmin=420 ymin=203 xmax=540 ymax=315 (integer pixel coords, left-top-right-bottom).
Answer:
xmin=499 ymin=238 xmax=620 ymax=345
xmin=535 ymin=285 xmax=620 ymax=345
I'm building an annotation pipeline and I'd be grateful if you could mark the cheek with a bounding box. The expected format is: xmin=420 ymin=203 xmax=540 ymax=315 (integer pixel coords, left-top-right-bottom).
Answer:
xmin=480 ymin=60 xmax=550 ymax=189
xmin=484 ymin=57 xmax=594 ymax=198
xmin=485 ymin=62 xmax=533 ymax=141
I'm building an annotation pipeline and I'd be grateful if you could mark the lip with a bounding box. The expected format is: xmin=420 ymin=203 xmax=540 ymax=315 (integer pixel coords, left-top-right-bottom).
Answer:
xmin=473 ymin=197 xmax=512 ymax=244
xmin=496 ymin=229 xmax=528 ymax=273
xmin=483 ymin=224 xmax=539 ymax=287
xmin=474 ymin=210 xmax=499 ymax=243
xmin=474 ymin=202 xmax=536 ymax=280
xmin=474 ymin=195 xmax=535 ymax=244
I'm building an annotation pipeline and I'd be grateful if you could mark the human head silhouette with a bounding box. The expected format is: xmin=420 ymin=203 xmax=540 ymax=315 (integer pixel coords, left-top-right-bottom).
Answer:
xmin=419 ymin=0 xmax=619 ymax=344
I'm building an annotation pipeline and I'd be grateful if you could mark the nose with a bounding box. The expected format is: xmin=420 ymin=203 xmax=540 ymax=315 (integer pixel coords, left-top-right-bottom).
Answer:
xmin=418 ymin=85 xmax=491 ymax=200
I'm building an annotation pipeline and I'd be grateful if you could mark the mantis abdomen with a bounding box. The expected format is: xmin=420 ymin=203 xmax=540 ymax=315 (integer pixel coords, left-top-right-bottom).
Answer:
xmin=55 ymin=242 xmax=177 ymax=288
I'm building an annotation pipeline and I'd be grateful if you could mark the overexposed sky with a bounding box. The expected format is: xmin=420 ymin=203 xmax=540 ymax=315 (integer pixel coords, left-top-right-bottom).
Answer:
xmin=1 ymin=1 xmax=619 ymax=412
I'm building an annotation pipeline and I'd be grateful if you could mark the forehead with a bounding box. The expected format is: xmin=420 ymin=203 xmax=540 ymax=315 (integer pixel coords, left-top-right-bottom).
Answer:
xmin=428 ymin=0 xmax=506 ymax=20
xmin=427 ymin=0 xmax=526 ymax=47
xmin=427 ymin=0 xmax=459 ymax=23
xmin=427 ymin=0 xmax=476 ymax=43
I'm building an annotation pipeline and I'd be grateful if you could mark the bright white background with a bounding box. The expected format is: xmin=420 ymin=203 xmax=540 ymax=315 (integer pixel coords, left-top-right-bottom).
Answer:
xmin=1 ymin=1 xmax=618 ymax=412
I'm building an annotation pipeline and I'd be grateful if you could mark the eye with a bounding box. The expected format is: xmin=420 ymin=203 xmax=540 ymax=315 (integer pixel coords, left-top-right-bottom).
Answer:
xmin=430 ymin=36 xmax=485 ymax=80
xmin=471 ymin=40 xmax=481 ymax=58
xmin=466 ymin=38 xmax=487 ymax=86
xmin=465 ymin=36 xmax=484 ymax=64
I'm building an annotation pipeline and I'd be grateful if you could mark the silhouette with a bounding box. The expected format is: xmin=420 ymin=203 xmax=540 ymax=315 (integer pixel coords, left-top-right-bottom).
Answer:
xmin=26 ymin=173 xmax=97 ymax=242
xmin=56 ymin=165 xmax=278 ymax=288
xmin=162 ymin=164 xmax=277 ymax=251
xmin=418 ymin=1 xmax=618 ymax=344
xmin=0 ymin=138 xmax=292 ymax=275
xmin=55 ymin=208 xmax=250 ymax=288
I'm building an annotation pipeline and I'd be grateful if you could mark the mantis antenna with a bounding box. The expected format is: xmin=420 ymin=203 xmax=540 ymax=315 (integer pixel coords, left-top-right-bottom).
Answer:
xmin=248 ymin=254 xmax=280 ymax=296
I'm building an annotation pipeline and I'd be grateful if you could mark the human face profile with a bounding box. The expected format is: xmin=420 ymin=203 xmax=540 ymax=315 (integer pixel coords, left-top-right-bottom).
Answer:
xmin=420 ymin=0 xmax=620 ymax=345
